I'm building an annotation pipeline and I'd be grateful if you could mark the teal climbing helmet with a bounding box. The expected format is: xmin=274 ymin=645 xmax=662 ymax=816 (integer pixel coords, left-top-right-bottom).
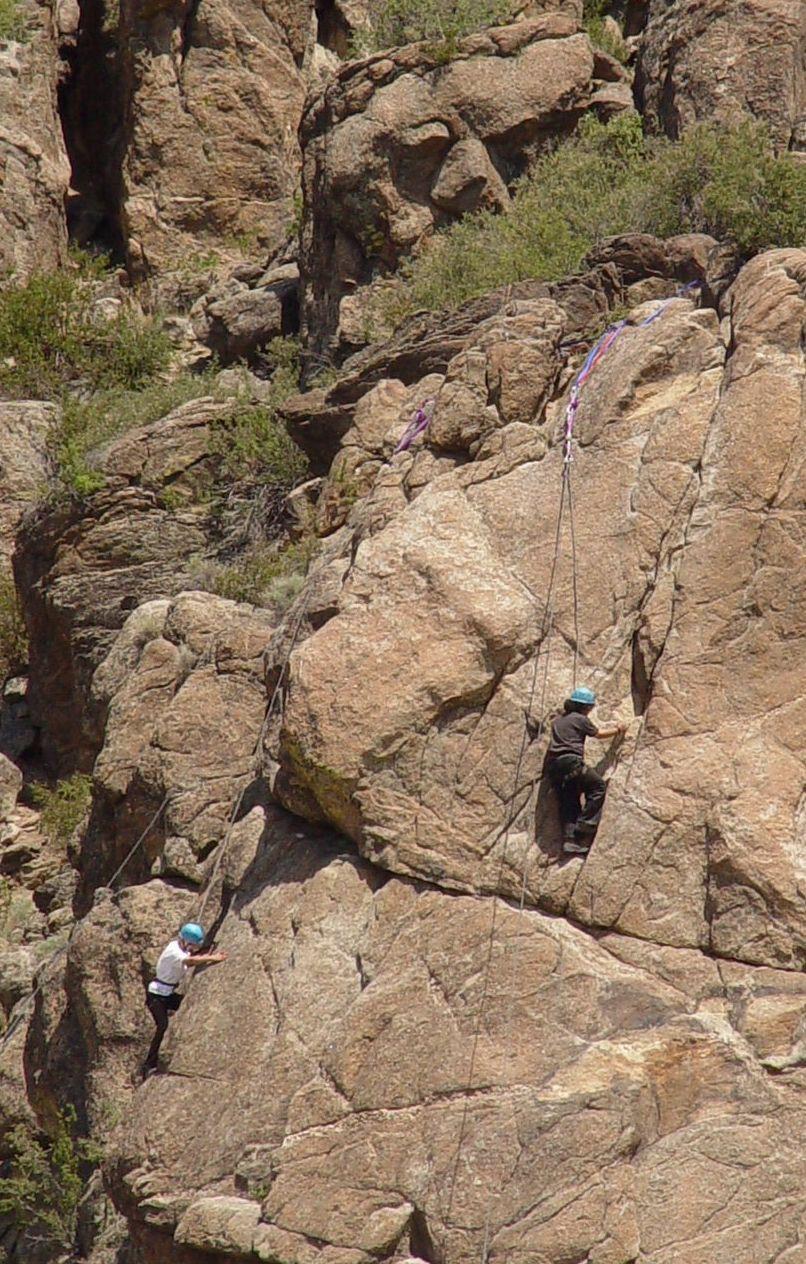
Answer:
xmin=569 ymin=687 xmax=596 ymax=706
xmin=179 ymin=923 xmax=205 ymax=946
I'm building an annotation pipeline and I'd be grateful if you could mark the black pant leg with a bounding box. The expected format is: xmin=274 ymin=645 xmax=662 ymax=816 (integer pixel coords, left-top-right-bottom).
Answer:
xmin=558 ymin=775 xmax=582 ymax=828
xmin=548 ymin=758 xmax=583 ymax=828
xmin=144 ymin=992 xmax=182 ymax=1071
xmin=576 ymin=766 xmax=607 ymax=832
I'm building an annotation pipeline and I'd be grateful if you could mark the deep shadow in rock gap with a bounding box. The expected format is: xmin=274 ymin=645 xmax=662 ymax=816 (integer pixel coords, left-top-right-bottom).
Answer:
xmin=58 ymin=0 xmax=127 ymax=262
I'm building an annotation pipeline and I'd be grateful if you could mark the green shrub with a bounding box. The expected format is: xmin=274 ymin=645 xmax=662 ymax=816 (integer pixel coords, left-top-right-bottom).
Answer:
xmin=0 ymin=0 xmax=28 ymax=40
xmin=56 ymin=368 xmax=221 ymax=496
xmin=208 ymin=537 xmax=317 ymax=609
xmin=355 ymin=0 xmax=516 ymax=54
xmin=0 ymin=572 xmax=27 ymax=683
xmin=30 ymin=774 xmax=93 ymax=847
xmin=584 ymin=14 xmax=629 ymax=63
xmin=210 ymin=339 xmax=308 ymax=490
xmin=211 ymin=400 xmax=309 ymax=490
xmin=0 ymin=269 xmax=170 ymax=401
xmin=394 ymin=116 xmax=806 ymax=316
xmin=0 ymin=1106 xmax=100 ymax=1252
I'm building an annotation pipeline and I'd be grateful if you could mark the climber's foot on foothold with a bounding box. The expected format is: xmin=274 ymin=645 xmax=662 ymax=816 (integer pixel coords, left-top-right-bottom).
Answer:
xmin=563 ymin=838 xmax=591 ymax=856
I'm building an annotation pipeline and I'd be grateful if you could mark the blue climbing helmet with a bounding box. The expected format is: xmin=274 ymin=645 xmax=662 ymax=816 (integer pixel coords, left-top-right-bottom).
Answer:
xmin=569 ymin=686 xmax=596 ymax=706
xmin=179 ymin=922 xmax=205 ymax=946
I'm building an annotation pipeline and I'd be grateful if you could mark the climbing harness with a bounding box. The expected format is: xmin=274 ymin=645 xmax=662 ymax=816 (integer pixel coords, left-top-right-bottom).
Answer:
xmin=444 ymin=280 xmax=703 ymax=1261
xmin=393 ymin=398 xmax=435 ymax=454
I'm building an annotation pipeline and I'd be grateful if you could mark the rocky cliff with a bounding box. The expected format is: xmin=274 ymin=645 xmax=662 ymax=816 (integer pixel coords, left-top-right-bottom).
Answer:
xmin=0 ymin=1 xmax=804 ymax=1263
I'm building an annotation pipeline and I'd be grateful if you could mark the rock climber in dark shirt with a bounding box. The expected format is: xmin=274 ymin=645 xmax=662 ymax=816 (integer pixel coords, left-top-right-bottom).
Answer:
xmin=546 ymin=687 xmax=626 ymax=855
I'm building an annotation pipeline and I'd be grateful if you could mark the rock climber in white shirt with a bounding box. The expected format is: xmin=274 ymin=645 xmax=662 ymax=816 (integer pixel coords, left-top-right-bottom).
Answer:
xmin=142 ymin=922 xmax=226 ymax=1079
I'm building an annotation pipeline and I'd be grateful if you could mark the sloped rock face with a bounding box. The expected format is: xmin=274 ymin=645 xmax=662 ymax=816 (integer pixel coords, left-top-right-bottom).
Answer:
xmin=636 ymin=0 xmax=806 ymax=149
xmin=0 ymin=403 xmax=55 ymax=563
xmin=115 ymin=0 xmax=310 ymax=278
xmin=83 ymin=823 xmax=806 ymax=1264
xmin=278 ymin=248 xmax=806 ymax=972
xmin=22 ymin=244 xmax=806 ymax=1264
xmin=0 ymin=0 xmax=70 ymax=283
xmin=300 ymin=15 xmax=634 ymax=363
xmin=80 ymin=590 xmax=274 ymax=907
xmin=14 ymin=398 xmax=231 ymax=772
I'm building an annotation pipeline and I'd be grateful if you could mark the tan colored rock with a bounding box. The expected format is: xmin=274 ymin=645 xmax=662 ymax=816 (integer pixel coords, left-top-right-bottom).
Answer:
xmin=0 ymin=0 xmax=69 ymax=283
xmin=14 ymin=397 xmax=254 ymax=772
xmin=637 ymin=0 xmax=806 ymax=149
xmin=81 ymin=590 xmax=274 ymax=904
xmin=115 ymin=0 xmax=309 ymax=278
xmin=0 ymin=752 xmax=22 ymax=821
xmin=300 ymin=17 xmax=633 ymax=361
xmin=0 ymin=402 xmax=55 ymax=562
xmin=69 ymin=830 xmax=805 ymax=1264
xmin=277 ymin=250 xmax=806 ymax=970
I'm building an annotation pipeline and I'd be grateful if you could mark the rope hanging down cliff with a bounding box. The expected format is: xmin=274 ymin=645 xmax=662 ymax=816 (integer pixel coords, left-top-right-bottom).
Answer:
xmin=443 ymin=282 xmax=702 ymax=1261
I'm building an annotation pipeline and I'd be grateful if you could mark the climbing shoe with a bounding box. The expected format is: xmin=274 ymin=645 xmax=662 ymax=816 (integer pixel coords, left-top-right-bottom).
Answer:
xmin=563 ymin=838 xmax=590 ymax=856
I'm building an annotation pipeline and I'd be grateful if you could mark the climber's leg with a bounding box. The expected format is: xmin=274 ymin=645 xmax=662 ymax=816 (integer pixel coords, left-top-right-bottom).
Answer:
xmin=548 ymin=756 xmax=583 ymax=838
xmin=143 ymin=991 xmax=182 ymax=1076
xmin=575 ymin=766 xmax=607 ymax=834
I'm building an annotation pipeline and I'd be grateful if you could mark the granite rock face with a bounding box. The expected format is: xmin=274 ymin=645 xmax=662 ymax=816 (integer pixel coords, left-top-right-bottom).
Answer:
xmin=20 ymin=246 xmax=806 ymax=1264
xmin=299 ymin=15 xmax=633 ymax=364
xmin=277 ymin=248 xmax=806 ymax=972
xmin=0 ymin=0 xmax=70 ymax=283
xmin=13 ymin=398 xmax=231 ymax=772
xmin=636 ymin=0 xmax=806 ymax=150
xmin=114 ymin=0 xmax=311 ymax=278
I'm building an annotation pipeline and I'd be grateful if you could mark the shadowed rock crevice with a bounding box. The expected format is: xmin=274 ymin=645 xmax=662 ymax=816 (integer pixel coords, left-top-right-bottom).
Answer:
xmin=57 ymin=0 xmax=125 ymax=257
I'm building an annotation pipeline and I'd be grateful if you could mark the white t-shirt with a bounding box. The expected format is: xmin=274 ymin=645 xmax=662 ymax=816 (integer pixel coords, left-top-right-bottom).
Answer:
xmin=148 ymin=939 xmax=190 ymax=996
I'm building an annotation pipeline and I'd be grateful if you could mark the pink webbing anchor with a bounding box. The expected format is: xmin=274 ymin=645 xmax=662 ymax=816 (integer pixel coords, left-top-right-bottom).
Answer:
xmin=394 ymin=398 xmax=436 ymax=455
xmin=560 ymin=280 xmax=701 ymax=464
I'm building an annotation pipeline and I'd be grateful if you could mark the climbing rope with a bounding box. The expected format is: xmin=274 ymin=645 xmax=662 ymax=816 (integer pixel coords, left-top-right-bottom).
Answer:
xmin=194 ymin=586 xmax=312 ymax=928
xmin=444 ymin=281 xmax=703 ymax=1260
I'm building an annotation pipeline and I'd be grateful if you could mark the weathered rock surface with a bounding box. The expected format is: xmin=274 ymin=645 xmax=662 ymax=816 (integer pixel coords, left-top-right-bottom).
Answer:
xmin=277 ymin=247 xmax=806 ymax=974
xmin=286 ymin=233 xmax=721 ymax=470
xmin=80 ymin=589 xmax=274 ymax=907
xmin=300 ymin=15 xmax=634 ymax=362
xmin=0 ymin=402 xmax=55 ymax=563
xmin=636 ymin=0 xmax=806 ymax=149
xmin=0 ymin=0 xmax=70 ymax=283
xmin=17 ymin=244 xmax=805 ymax=1264
xmin=13 ymin=395 xmax=261 ymax=773
xmin=115 ymin=0 xmax=310 ymax=278
xmin=39 ymin=819 xmax=806 ymax=1264
xmin=191 ymin=264 xmax=300 ymax=365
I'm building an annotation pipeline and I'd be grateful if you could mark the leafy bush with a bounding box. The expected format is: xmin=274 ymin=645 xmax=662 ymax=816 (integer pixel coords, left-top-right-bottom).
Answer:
xmin=0 ymin=0 xmax=28 ymax=40
xmin=394 ymin=116 xmax=806 ymax=315
xmin=209 ymin=536 xmax=317 ymax=609
xmin=356 ymin=0 xmax=516 ymax=54
xmin=211 ymin=401 xmax=309 ymax=490
xmin=209 ymin=339 xmax=308 ymax=491
xmin=584 ymin=14 xmax=629 ymax=63
xmin=30 ymin=774 xmax=93 ymax=847
xmin=0 ymin=1106 xmax=100 ymax=1252
xmin=0 ymin=572 xmax=27 ymax=683
xmin=0 ymin=269 xmax=170 ymax=401
xmin=56 ymin=368 xmax=221 ymax=496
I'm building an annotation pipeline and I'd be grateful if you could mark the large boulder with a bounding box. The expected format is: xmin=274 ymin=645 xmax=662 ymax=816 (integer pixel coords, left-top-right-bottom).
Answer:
xmin=299 ymin=15 xmax=633 ymax=363
xmin=0 ymin=0 xmax=70 ymax=283
xmin=14 ymin=399 xmax=228 ymax=772
xmin=114 ymin=0 xmax=310 ymax=278
xmin=275 ymin=248 xmax=806 ymax=970
xmin=79 ymin=590 xmax=274 ymax=907
xmin=636 ymin=0 xmax=806 ymax=149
